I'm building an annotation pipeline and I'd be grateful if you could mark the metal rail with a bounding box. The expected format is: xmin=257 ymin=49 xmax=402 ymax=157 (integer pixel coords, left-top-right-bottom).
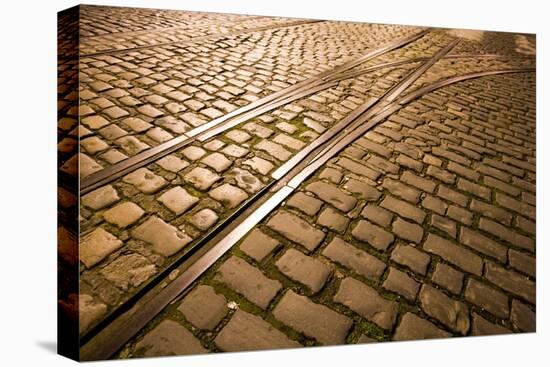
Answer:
xmin=80 ymin=29 xmax=431 ymax=194
xmin=80 ymin=38 xmax=494 ymax=361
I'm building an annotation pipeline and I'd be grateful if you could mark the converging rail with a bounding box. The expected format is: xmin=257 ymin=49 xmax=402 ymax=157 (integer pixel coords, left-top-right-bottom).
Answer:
xmin=79 ymin=25 xmax=534 ymax=358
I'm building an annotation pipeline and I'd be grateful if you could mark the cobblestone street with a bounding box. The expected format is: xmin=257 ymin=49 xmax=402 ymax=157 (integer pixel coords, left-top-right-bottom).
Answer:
xmin=57 ymin=5 xmax=536 ymax=360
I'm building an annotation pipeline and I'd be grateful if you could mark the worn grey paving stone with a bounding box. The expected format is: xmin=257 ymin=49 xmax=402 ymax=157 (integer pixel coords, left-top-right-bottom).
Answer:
xmin=419 ymin=284 xmax=470 ymax=335
xmin=81 ymin=185 xmax=120 ymax=210
xmin=431 ymin=262 xmax=464 ymax=295
xmin=322 ymin=237 xmax=386 ymax=280
xmin=286 ymin=192 xmax=323 ymax=216
xmin=465 ymin=278 xmax=509 ymax=319
xmin=227 ymin=168 xmax=262 ymax=193
xmin=240 ymin=229 xmax=281 ymax=262
xmin=484 ymin=261 xmax=535 ymax=304
xmin=267 ymin=210 xmax=325 ymax=251
xmin=189 ymin=208 xmax=218 ymax=230
xmin=158 ymin=186 xmax=199 ymax=215
xmin=123 ymin=168 xmax=167 ymax=194
xmin=317 ymin=207 xmax=350 ymax=233
xmin=423 ymin=233 xmax=483 ymax=276
xmin=103 ymin=201 xmax=144 ymax=228
xmin=215 ymin=256 xmax=281 ymax=309
xmin=215 ymin=310 xmax=300 ymax=352
xmin=471 ymin=313 xmax=512 ymax=336
xmin=334 ymin=277 xmax=397 ymax=330
xmin=392 ymin=217 xmax=424 ymax=244
xmin=273 ymin=290 xmax=352 ymax=345
xmin=352 ymin=220 xmax=394 ymax=251
xmin=243 ymin=156 xmax=274 ymax=175
xmin=135 ymin=320 xmax=207 ymax=356
xmin=275 ymin=249 xmax=331 ymax=293
xmin=380 ymin=195 xmax=426 ymax=224
xmin=508 ymin=249 xmax=536 ymax=277
xmin=459 ymin=227 xmax=507 ymax=263
xmin=178 ymin=285 xmax=228 ymax=330
xmin=361 ymin=204 xmax=393 ymax=227
xmin=100 ymin=253 xmax=157 ymax=291
xmin=132 ymin=216 xmax=192 ymax=256
xmin=510 ymin=299 xmax=536 ymax=332
xmin=306 ymin=181 xmax=357 ymax=212
xmin=342 ymin=179 xmax=382 ymax=201
xmin=390 ymin=244 xmax=431 ymax=275
xmin=382 ymin=267 xmax=420 ymax=302
xmin=183 ymin=167 xmax=221 ymax=190
xmin=201 ymin=152 xmax=232 ymax=172
xmin=337 ymin=157 xmax=380 ymax=181
xmin=80 ymin=227 xmax=123 ymax=268
xmin=393 ymin=313 xmax=451 ymax=341
xmin=208 ymin=183 xmax=249 ymax=208
xmin=381 ymin=178 xmax=421 ymax=203
xmin=79 ymin=294 xmax=107 ymax=335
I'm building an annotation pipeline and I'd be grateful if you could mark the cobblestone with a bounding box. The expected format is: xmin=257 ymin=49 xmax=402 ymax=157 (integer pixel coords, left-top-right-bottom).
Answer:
xmin=471 ymin=313 xmax=511 ymax=336
xmin=322 ymin=237 xmax=386 ymax=280
xmin=352 ymin=220 xmax=395 ymax=251
xmin=392 ymin=218 xmax=424 ymax=244
xmin=381 ymin=196 xmax=426 ymax=224
xmin=419 ymin=285 xmax=470 ymax=335
xmin=334 ymin=277 xmax=398 ymax=330
xmin=424 ymin=233 xmax=483 ymax=276
xmin=215 ymin=256 xmax=281 ymax=309
xmin=317 ymin=207 xmax=349 ymax=233
xmin=178 ymin=285 xmax=228 ymax=330
xmin=103 ymin=202 xmax=144 ymax=228
xmin=484 ymin=262 xmax=535 ymax=304
xmin=158 ymin=186 xmax=199 ymax=215
xmin=465 ymin=278 xmax=509 ymax=318
xmin=382 ymin=267 xmax=420 ymax=301
xmin=215 ymin=310 xmax=300 ymax=351
xmin=66 ymin=9 xmax=536 ymax=356
xmin=80 ymin=228 xmax=123 ymax=268
xmin=510 ymin=300 xmax=536 ymax=332
xmin=393 ymin=313 xmax=450 ymax=341
xmin=306 ymin=181 xmax=357 ymax=212
xmin=267 ymin=211 xmax=325 ymax=251
xmin=123 ymin=168 xmax=167 ymax=194
xmin=286 ymin=192 xmax=323 ymax=216
xmin=275 ymin=249 xmax=331 ymax=293
xmin=274 ymin=290 xmax=352 ymax=345
xmin=135 ymin=320 xmax=206 ymax=356
xmin=132 ymin=216 xmax=192 ymax=256
xmin=81 ymin=185 xmax=119 ymax=210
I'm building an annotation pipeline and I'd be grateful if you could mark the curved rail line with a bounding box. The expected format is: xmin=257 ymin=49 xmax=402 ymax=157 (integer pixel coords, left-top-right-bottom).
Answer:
xmin=80 ymin=37 xmax=493 ymax=360
xmin=78 ymin=30 xmax=437 ymax=349
xmin=80 ymin=28 xmax=431 ymax=194
xmin=80 ymin=48 xmax=532 ymax=194
xmin=81 ymin=65 xmax=534 ymax=360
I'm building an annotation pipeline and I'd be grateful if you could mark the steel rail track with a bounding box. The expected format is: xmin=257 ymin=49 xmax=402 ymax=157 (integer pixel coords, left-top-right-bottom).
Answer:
xmin=78 ymin=30 xmax=435 ymax=350
xmin=81 ymin=60 xmax=533 ymax=357
xmin=79 ymin=38 xmax=490 ymax=361
xmin=80 ymin=28 xmax=431 ymax=194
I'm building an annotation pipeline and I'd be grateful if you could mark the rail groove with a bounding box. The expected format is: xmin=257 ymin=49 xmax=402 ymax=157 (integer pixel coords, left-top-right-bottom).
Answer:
xmin=81 ymin=37 xmax=522 ymax=361
xmin=80 ymin=29 xmax=431 ymax=194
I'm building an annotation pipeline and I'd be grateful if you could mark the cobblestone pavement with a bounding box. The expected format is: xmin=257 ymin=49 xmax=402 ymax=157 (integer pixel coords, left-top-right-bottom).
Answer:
xmin=57 ymin=5 xmax=536 ymax=359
